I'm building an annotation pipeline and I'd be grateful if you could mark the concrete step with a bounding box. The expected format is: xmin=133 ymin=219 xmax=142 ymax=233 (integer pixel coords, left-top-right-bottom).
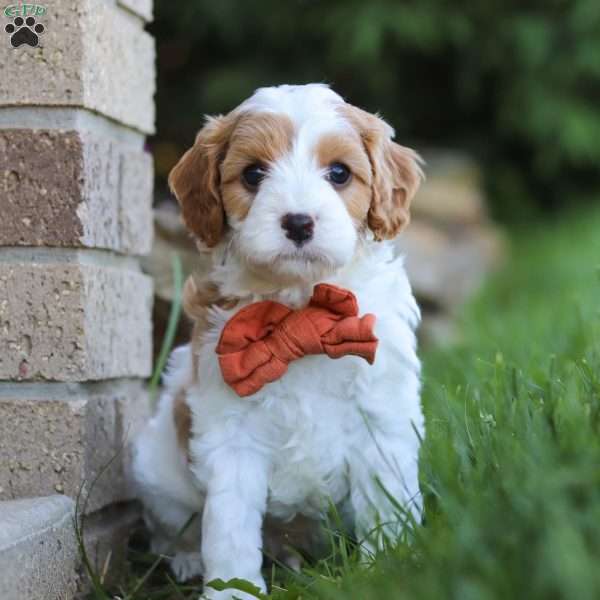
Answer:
xmin=0 ymin=495 xmax=79 ymax=600
xmin=0 ymin=495 xmax=140 ymax=600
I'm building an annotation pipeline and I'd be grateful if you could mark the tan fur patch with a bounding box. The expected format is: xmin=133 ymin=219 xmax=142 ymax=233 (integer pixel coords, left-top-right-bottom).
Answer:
xmin=169 ymin=110 xmax=293 ymax=244
xmin=221 ymin=112 xmax=295 ymax=183
xmin=339 ymin=178 xmax=373 ymax=225
xmin=168 ymin=113 xmax=240 ymax=247
xmin=338 ymin=104 xmax=423 ymax=240
xmin=173 ymin=388 xmax=192 ymax=459
xmin=220 ymin=112 xmax=295 ymax=221
xmin=183 ymin=274 xmax=238 ymax=325
xmin=315 ymin=132 xmax=373 ymax=225
xmin=221 ymin=184 xmax=253 ymax=222
xmin=316 ymin=132 xmax=372 ymax=185
xmin=172 ymin=275 xmax=240 ymax=461
xmin=183 ymin=273 xmax=239 ymax=386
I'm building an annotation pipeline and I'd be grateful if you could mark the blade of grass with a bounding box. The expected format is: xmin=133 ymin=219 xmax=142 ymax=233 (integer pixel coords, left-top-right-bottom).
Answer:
xmin=74 ymin=442 xmax=127 ymax=600
xmin=149 ymin=252 xmax=184 ymax=408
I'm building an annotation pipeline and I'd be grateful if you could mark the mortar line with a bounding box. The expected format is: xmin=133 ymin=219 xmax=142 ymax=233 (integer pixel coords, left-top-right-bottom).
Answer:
xmin=0 ymin=106 xmax=150 ymax=145
xmin=0 ymin=247 xmax=143 ymax=271
xmin=0 ymin=378 xmax=149 ymax=399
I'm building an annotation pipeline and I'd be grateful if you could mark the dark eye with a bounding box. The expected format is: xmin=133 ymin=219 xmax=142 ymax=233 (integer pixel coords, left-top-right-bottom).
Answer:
xmin=327 ymin=162 xmax=351 ymax=186
xmin=242 ymin=164 xmax=267 ymax=189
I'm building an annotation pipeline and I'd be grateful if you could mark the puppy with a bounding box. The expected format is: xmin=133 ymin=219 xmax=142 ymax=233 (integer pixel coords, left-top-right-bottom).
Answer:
xmin=133 ymin=84 xmax=424 ymax=599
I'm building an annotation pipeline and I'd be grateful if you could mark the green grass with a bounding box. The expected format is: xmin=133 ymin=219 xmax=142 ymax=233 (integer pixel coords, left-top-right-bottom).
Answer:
xmin=88 ymin=208 xmax=600 ymax=600
xmin=305 ymin=208 xmax=600 ymax=600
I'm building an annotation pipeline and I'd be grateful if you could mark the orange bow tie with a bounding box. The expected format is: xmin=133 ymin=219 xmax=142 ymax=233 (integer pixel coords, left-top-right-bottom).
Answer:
xmin=216 ymin=284 xmax=379 ymax=397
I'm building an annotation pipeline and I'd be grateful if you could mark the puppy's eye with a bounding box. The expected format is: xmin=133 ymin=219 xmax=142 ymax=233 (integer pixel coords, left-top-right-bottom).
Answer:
xmin=242 ymin=164 xmax=267 ymax=189
xmin=327 ymin=162 xmax=351 ymax=187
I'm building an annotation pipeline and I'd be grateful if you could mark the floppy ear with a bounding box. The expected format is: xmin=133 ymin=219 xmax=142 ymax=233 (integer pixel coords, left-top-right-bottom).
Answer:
xmin=168 ymin=115 xmax=236 ymax=247
xmin=344 ymin=106 xmax=423 ymax=241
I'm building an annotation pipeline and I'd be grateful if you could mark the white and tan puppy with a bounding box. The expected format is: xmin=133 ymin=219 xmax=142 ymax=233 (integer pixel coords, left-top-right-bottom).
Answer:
xmin=133 ymin=84 xmax=424 ymax=599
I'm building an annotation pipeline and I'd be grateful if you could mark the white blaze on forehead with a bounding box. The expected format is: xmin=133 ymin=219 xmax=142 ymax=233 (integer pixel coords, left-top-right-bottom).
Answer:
xmin=237 ymin=84 xmax=351 ymax=139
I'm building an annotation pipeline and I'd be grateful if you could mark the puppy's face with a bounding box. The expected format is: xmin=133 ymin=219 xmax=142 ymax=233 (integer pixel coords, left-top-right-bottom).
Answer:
xmin=169 ymin=84 xmax=422 ymax=283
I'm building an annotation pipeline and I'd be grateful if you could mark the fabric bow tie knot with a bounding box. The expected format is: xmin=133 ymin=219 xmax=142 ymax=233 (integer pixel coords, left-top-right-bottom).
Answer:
xmin=216 ymin=284 xmax=379 ymax=397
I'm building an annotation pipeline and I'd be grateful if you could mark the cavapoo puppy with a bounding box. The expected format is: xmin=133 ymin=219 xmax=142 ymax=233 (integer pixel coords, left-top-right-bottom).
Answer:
xmin=133 ymin=83 xmax=424 ymax=599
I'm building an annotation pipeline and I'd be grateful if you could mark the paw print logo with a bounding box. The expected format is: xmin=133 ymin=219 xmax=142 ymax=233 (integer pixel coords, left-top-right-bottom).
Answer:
xmin=5 ymin=16 xmax=45 ymax=48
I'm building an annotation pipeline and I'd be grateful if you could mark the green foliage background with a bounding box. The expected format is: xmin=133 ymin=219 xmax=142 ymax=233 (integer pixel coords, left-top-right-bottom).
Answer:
xmin=151 ymin=0 xmax=600 ymax=220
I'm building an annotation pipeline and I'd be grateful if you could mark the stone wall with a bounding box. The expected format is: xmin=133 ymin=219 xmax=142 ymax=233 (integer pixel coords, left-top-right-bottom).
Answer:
xmin=0 ymin=1 xmax=155 ymax=597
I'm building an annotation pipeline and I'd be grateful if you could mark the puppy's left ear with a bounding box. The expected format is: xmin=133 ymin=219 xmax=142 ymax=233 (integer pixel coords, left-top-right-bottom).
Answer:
xmin=168 ymin=114 xmax=237 ymax=247
xmin=344 ymin=106 xmax=423 ymax=241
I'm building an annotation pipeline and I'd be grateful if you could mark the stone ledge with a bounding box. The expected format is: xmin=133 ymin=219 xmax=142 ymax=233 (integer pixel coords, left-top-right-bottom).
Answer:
xmin=0 ymin=261 xmax=153 ymax=381
xmin=0 ymin=495 xmax=78 ymax=600
xmin=0 ymin=380 xmax=149 ymax=512
xmin=0 ymin=496 xmax=140 ymax=600
xmin=0 ymin=128 xmax=153 ymax=254
xmin=0 ymin=1 xmax=155 ymax=134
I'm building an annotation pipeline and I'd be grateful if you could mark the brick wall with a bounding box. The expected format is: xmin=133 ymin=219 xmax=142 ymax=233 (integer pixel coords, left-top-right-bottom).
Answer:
xmin=0 ymin=1 xmax=155 ymax=597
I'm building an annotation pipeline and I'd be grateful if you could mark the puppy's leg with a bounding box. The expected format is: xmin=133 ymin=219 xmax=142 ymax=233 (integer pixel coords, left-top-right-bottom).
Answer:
xmin=133 ymin=387 xmax=205 ymax=581
xmin=348 ymin=432 xmax=422 ymax=556
xmin=196 ymin=447 xmax=269 ymax=600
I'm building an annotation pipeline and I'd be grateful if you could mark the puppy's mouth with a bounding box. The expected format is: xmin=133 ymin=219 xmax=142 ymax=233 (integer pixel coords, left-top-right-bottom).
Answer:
xmin=244 ymin=246 xmax=341 ymax=282
xmin=273 ymin=242 xmax=345 ymax=268
xmin=276 ymin=250 xmax=331 ymax=265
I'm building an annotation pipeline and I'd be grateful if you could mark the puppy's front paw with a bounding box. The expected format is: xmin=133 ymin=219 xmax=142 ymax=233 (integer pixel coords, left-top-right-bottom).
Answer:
xmin=170 ymin=551 xmax=203 ymax=582
xmin=201 ymin=591 xmax=254 ymax=600
xmin=201 ymin=589 xmax=260 ymax=600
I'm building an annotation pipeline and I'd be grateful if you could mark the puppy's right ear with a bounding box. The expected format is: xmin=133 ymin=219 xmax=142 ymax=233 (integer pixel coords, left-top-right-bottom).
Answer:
xmin=168 ymin=115 xmax=236 ymax=247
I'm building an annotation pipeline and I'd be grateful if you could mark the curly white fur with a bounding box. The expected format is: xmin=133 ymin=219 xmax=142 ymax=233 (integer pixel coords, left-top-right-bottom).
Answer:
xmin=133 ymin=84 xmax=424 ymax=600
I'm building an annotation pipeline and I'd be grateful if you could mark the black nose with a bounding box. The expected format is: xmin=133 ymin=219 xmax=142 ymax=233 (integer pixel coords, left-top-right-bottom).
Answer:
xmin=281 ymin=213 xmax=314 ymax=246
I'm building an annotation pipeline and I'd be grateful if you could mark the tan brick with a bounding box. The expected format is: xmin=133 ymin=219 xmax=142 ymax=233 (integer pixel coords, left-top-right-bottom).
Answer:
xmin=0 ymin=1 xmax=155 ymax=133
xmin=0 ymin=381 xmax=149 ymax=512
xmin=0 ymin=260 xmax=153 ymax=381
xmin=117 ymin=147 xmax=155 ymax=254
xmin=0 ymin=129 xmax=153 ymax=254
